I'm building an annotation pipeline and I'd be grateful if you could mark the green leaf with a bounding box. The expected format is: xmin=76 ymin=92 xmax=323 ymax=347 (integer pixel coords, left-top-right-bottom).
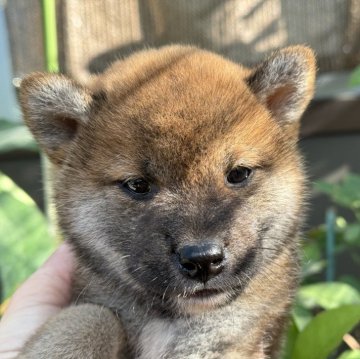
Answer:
xmin=0 ymin=118 xmax=17 ymax=130
xmin=344 ymin=224 xmax=360 ymax=245
xmin=315 ymin=175 xmax=360 ymax=210
xmin=301 ymin=259 xmax=326 ymax=279
xmin=342 ymin=175 xmax=360 ymax=205
xmin=0 ymin=172 xmax=56 ymax=301
xmin=338 ymin=276 xmax=360 ymax=292
xmin=349 ymin=65 xmax=360 ymax=87
xmin=303 ymin=236 xmax=324 ymax=260
xmin=281 ymin=320 xmax=299 ymax=359
xmin=292 ymin=305 xmax=360 ymax=359
xmin=0 ymin=120 xmax=37 ymax=153
xmin=314 ymin=181 xmax=337 ymax=197
xmin=298 ymin=282 xmax=360 ymax=310
xmin=301 ymin=236 xmax=326 ymax=279
xmin=292 ymin=304 xmax=313 ymax=331
xmin=338 ymin=350 xmax=360 ymax=359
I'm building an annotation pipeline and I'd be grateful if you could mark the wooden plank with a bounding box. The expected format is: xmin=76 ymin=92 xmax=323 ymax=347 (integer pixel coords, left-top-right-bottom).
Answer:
xmin=57 ymin=0 xmax=142 ymax=82
xmin=5 ymin=0 xmax=360 ymax=80
xmin=5 ymin=0 xmax=45 ymax=78
xmin=57 ymin=0 xmax=359 ymax=84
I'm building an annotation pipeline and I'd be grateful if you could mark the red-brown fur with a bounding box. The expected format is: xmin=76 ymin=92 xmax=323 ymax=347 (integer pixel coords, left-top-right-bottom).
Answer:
xmin=19 ymin=45 xmax=316 ymax=358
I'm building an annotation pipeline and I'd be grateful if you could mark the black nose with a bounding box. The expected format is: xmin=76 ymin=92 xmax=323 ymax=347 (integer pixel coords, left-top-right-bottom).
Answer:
xmin=178 ymin=243 xmax=224 ymax=283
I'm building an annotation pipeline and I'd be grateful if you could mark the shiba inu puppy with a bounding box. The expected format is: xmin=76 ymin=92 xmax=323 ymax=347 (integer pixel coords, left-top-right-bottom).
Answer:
xmin=19 ymin=45 xmax=315 ymax=358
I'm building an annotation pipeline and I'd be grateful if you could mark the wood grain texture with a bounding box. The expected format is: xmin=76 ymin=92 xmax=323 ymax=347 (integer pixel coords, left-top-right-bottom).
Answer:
xmin=5 ymin=0 xmax=45 ymax=77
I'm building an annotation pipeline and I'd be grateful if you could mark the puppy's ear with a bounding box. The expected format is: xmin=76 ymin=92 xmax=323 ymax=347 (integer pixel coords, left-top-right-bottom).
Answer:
xmin=247 ymin=46 xmax=316 ymax=127
xmin=20 ymin=73 xmax=93 ymax=165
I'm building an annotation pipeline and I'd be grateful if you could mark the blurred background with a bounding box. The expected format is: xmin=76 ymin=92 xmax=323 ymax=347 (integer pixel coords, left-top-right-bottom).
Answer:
xmin=0 ymin=1 xmax=359 ymax=358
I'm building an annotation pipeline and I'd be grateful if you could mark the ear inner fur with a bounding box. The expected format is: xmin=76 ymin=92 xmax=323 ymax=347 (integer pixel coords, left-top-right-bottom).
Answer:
xmin=19 ymin=73 xmax=92 ymax=164
xmin=247 ymin=46 xmax=316 ymax=125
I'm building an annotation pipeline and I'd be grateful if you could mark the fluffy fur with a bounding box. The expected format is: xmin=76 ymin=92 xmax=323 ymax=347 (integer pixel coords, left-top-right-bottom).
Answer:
xmin=19 ymin=45 xmax=316 ymax=358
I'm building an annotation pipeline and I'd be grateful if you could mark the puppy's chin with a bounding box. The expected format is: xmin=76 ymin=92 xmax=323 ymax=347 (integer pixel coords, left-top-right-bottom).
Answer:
xmin=173 ymin=290 xmax=235 ymax=315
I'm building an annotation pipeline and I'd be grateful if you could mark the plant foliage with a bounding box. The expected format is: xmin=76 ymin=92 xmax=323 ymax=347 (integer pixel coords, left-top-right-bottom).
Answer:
xmin=282 ymin=173 xmax=360 ymax=359
xmin=0 ymin=172 xmax=56 ymax=305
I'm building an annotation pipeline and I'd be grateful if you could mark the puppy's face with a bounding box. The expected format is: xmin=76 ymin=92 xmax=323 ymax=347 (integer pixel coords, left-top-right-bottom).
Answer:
xmin=20 ymin=46 xmax=315 ymax=315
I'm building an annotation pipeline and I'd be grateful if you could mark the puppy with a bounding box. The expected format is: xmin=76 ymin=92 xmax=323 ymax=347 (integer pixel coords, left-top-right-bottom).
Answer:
xmin=19 ymin=45 xmax=315 ymax=358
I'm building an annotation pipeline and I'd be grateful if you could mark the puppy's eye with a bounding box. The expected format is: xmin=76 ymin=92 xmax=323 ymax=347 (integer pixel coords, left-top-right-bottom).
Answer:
xmin=226 ymin=166 xmax=252 ymax=185
xmin=122 ymin=178 xmax=151 ymax=195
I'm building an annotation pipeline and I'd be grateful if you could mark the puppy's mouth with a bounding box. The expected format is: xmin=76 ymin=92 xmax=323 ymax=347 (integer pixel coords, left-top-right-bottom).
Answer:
xmin=186 ymin=288 xmax=223 ymax=298
xmin=174 ymin=286 xmax=233 ymax=315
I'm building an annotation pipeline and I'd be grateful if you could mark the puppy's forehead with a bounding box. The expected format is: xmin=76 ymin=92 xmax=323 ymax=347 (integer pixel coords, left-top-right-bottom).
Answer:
xmin=88 ymin=47 xmax=283 ymax=179
xmin=93 ymin=46 xmax=255 ymax=117
xmin=94 ymin=46 xmax=249 ymax=97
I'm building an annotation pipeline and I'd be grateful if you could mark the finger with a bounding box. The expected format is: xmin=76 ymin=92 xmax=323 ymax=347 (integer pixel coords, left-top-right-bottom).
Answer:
xmin=7 ymin=242 xmax=74 ymax=312
xmin=0 ymin=242 xmax=74 ymax=358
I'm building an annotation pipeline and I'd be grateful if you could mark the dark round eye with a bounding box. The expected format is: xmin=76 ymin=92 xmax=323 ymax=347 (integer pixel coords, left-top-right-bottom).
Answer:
xmin=122 ymin=178 xmax=151 ymax=195
xmin=226 ymin=166 xmax=252 ymax=185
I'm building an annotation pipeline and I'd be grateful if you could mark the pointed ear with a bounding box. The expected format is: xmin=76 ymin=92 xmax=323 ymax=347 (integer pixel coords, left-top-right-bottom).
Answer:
xmin=20 ymin=73 xmax=93 ymax=165
xmin=247 ymin=46 xmax=316 ymax=127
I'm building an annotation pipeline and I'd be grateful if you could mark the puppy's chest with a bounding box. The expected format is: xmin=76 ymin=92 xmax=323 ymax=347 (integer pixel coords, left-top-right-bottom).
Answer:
xmin=136 ymin=319 xmax=178 ymax=359
xmin=133 ymin=307 xmax=261 ymax=359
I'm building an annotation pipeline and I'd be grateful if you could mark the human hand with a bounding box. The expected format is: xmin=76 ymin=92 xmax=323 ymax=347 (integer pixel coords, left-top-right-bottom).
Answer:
xmin=0 ymin=243 xmax=74 ymax=359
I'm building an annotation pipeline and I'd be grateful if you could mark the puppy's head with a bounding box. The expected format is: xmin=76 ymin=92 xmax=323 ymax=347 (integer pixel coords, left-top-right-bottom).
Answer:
xmin=20 ymin=46 xmax=315 ymax=315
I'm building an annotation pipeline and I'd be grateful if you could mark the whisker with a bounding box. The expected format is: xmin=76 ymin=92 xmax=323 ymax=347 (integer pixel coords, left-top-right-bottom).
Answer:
xmin=255 ymin=246 xmax=278 ymax=251
xmin=162 ymin=284 xmax=170 ymax=302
